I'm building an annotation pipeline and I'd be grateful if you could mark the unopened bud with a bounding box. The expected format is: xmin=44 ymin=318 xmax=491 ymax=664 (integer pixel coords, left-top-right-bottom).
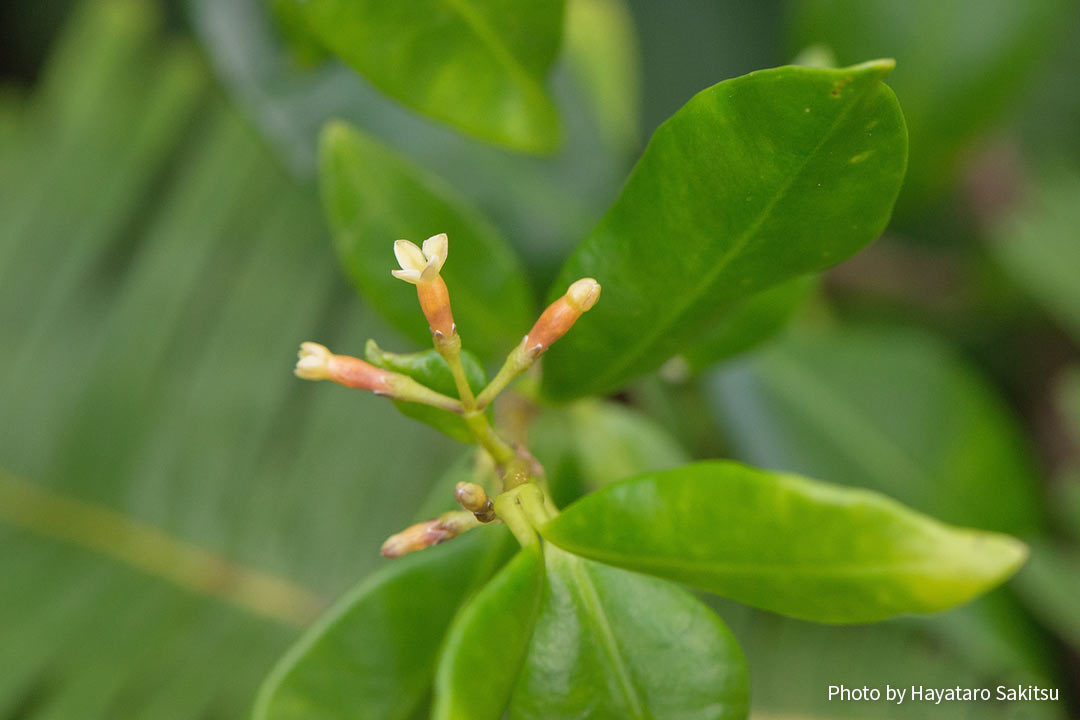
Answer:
xmin=295 ymin=342 xmax=395 ymax=393
xmin=523 ymin=278 xmax=600 ymax=357
xmin=380 ymin=511 xmax=477 ymax=558
xmin=391 ymin=234 xmax=456 ymax=338
xmin=455 ymin=481 xmax=496 ymax=522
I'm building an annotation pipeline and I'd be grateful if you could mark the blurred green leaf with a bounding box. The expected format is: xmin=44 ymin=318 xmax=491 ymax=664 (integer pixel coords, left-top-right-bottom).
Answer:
xmin=255 ymin=525 xmax=514 ymax=720
xmin=543 ymin=460 xmax=1027 ymax=623
xmin=189 ymin=0 xmax=637 ymax=287
xmin=365 ymin=341 xmax=487 ymax=443
xmin=1014 ymin=540 xmax=1080 ymax=650
xmin=433 ymin=544 xmax=544 ymax=720
xmin=708 ymin=324 xmax=1053 ymax=675
xmin=682 ymin=275 xmax=817 ymax=372
xmin=529 ymin=399 xmax=689 ymax=508
xmin=319 ymin=120 xmax=534 ymax=361
xmin=508 ymin=545 xmax=748 ymax=720
xmin=560 ymin=0 xmax=640 ymax=155
xmin=989 ymin=170 xmax=1080 ymax=342
xmin=709 ymin=325 xmax=1043 ymax=535
xmin=542 ymin=61 xmax=907 ymax=400
xmin=787 ymin=0 xmax=1068 ymax=215
xmin=0 ymin=2 xmax=472 ymax=716
xmin=271 ymin=0 xmax=564 ymax=153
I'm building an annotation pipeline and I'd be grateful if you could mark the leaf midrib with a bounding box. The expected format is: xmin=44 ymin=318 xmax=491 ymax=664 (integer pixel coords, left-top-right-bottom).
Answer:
xmin=438 ymin=0 xmax=549 ymax=106
xmin=559 ymin=545 xmax=975 ymax=580
xmin=582 ymin=72 xmax=883 ymax=393
xmin=566 ymin=554 xmax=647 ymax=719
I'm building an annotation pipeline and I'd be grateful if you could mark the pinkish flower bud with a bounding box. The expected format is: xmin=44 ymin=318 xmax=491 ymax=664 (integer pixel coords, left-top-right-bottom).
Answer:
xmin=379 ymin=511 xmax=477 ymax=558
xmin=294 ymin=342 xmax=395 ymax=393
xmin=523 ymin=278 xmax=601 ymax=357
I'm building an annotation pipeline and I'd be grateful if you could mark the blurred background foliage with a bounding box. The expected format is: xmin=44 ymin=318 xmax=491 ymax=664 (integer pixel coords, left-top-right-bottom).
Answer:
xmin=1 ymin=0 xmax=1079 ymax=718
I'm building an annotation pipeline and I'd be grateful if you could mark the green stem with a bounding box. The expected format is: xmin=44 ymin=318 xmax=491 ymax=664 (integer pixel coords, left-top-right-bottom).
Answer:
xmin=493 ymin=491 xmax=537 ymax=547
xmin=476 ymin=341 xmax=533 ymax=409
xmin=436 ymin=332 xmax=476 ymax=410
xmin=390 ymin=376 xmax=464 ymax=413
xmin=464 ymin=411 xmax=515 ymax=466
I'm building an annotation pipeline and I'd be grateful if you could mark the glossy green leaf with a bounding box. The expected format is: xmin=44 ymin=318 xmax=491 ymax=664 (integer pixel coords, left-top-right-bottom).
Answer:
xmin=272 ymin=0 xmax=563 ymax=153
xmin=434 ymin=544 xmax=545 ymax=720
xmin=542 ymin=461 xmax=1028 ymax=623
xmin=787 ymin=0 xmax=1067 ymax=215
xmin=254 ymin=525 xmax=514 ymax=720
xmin=529 ymin=399 xmax=688 ymax=508
xmin=989 ymin=171 xmax=1080 ymax=342
xmin=708 ymin=325 xmax=1043 ymax=535
xmin=542 ymin=61 xmax=907 ymax=399
xmin=319 ymin=121 xmax=534 ymax=360
xmin=509 ymin=545 xmax=748 ymax=720
xmin=681 ymin=275 xmax=817 ymax=371
xmin=365 ymin=341 xmax=487 ymax=443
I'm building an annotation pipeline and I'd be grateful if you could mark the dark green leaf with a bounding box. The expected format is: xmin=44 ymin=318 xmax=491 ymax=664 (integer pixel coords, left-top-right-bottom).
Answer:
xmin=1014 ymin=541 xmax=1080 ymax=650
xmin=682 ymin=275 xmax=817 ymax=371
xmin=273 ymin=0 xmax=563 ymax=153
xmin=319 ymin=121 xmax=535 ymax=361
xmin=542 ymin=461 xmax=1028 ymax=623
xmin=529 ymin=400 xmax=688 ymax=507
xmin=366 ymin=341 xmax=487 ymax=443
xmin=708 ymin=325 xmax=1043 ymax=535
xmin=787 ymin=0 xmax=1067 ymax=214
xmin=542 ymin=61 xmax=907 ymax=399
xmin=433 ymin=544 xmax=545 ymax=720
xmin=254 ymin=525 xmax=514 ymax=720
xmin=509 ymin=545 xmax=748 ymax=720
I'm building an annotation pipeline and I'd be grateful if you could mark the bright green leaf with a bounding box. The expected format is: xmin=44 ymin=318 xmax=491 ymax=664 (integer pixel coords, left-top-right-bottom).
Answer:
xmin=542 ymin=461 xmax=1028 ymax=623
xmin=681 ymin=275 xmax=817 ymax=371
xmin=433 ymin=544 xmax=545 ymax=720
xmin=509 ymin=545 xmax=748 ymax=720
xmin=529 ymin=399 xmax=689 ymax=507
xmin=542 ymin=61 xmax=907 ymax=399
xmin=254 ymin=525 xmax=514 ymax=720
xmin=365 ymin=341 xmax=487 ymax=443
xmin=273 ymin=0 xmax=563 ymax=153
xmin=787 ymin=0 xmax=1067 ymax=215
xmin=708 ymin=325 xmax=1044 ymax=535
xmin=319 ymin=121 xmax=534 ymax=361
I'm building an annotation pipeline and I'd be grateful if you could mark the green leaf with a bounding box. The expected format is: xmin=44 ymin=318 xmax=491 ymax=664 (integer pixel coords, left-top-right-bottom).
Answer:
xmin=365 ymin=341 xmax=487 ymax=443
xmin=989 ymin=171 xmax=1080 ymax=343
xmin=254 ymin=525 xmax=514 ymax=720
xmin=787 ymin=0 xmax=1068 ymax=215
xmin=272 ymin=0 xmax=563 ymax=153
xmin=708 ymin=325 xmax=1044 ymax=535
xmin=433 ymin=544 xmax=545 ymax=720
xmin=542 ymin=461 xmax=1028 ymax=623
xmin=508 ymin=545 xmax=748 ymax=720
xmin=681 ymin=275 xmax=817 ymax=371
xmin=1014 ymin=540 xmax=1080 ymax=650
xmin=542 ymin=61 xmax=907 ymax=399
xmin=529 ymin=399 xmax=689 ymax=508
xmin=319 ymin=121 xmax=535 ymax=361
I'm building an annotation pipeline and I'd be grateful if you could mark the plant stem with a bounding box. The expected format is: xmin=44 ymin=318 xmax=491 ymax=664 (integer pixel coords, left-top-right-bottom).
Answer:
xmin=476 ymin=341 xmax=533 ymax=409
xmin=493 ymin=491 xmax=537 ymax=547
xmin=435 ymin=332 xmax=476 ymax=410
xmin=390 ymin=376 xmax=464 ymax=413
xmin=464 ymin=411 xmax=515 ymax=466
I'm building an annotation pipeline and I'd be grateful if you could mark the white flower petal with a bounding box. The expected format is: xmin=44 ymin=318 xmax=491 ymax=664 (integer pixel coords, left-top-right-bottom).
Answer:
xmin=422 ymin=233 xmax=448 ymax=271
xmin=419 ymin=260 xmax=441 ymax=284
xmin=392 ymin=268 xmax=423 ymax=284
xmin=394 ymin=239 xmax=427 ymax=273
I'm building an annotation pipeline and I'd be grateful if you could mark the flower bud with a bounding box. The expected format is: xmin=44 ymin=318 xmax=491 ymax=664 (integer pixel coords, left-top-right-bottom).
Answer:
xmin=380 ymin=511 xmax=477 ymax=558
xmin=391 ymin=234 xmax=456 ymax=338
xmin=295 ymin=342 xmax=395 ymax=393
xmin=455 ymin=481 xmax=496 ymax=522
xmin=523 ymin=278 xmax=601 ymax=357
